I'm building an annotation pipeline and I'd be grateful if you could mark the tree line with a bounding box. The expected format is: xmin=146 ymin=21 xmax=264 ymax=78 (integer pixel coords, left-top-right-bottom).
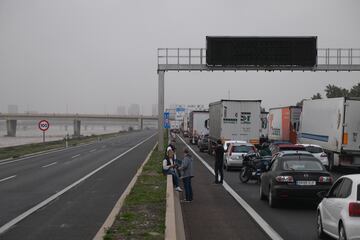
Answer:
xmin=297 ymin=83 xmax=360 ymax=106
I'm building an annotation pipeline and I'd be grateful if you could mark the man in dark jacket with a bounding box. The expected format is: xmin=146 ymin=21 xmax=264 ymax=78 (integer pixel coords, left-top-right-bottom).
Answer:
xmin=214 ymin=139 xmax=224 ymax=184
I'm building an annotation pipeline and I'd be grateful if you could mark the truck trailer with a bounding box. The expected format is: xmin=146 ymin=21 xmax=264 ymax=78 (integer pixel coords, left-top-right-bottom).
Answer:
xmin=268 ymin=106 xmax=301 ymax=144
xmin=208 ymin=100 xmax=261 ymax=151
xmin=189 ymin=111 xmax=209 ymax=144
xmin=298 ymin=97 xmax=360 ymax=170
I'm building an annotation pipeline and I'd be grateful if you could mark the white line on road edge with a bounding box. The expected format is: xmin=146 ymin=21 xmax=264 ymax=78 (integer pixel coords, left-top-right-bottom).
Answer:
xmin=178 ymin=136 xmax=284 ymax=240
xmin=71 ymin=154 xmax=81 ymax=159
xmin=89 ymin=149 xmax=97 ymax=153
xmin=0 ymin=133 xmax=157 ymax=236
xmin=41 ymin=162 xmax=58 ymax=168
xmin=0 ymin=175 xmax=17 ymax=183
xmin=92 ymin=142 xmax=158 ymax=240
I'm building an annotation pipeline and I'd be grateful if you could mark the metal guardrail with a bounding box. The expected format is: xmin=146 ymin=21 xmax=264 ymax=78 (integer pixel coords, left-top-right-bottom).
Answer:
xmin=157 ymin=48 xmax=360 ymax=71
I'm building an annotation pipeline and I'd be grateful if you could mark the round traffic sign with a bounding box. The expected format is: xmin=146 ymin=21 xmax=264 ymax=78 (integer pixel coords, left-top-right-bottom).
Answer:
xmin=38 ymin=120 xmax=50 ymax=131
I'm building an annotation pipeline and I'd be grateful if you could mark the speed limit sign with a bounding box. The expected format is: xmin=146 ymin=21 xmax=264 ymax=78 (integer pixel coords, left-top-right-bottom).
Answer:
xmin=38 ymin=120 xmax=50 ymax=131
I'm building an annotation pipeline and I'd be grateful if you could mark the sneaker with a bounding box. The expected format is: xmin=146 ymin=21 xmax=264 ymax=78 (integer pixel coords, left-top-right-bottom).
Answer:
xmin=175 ymin=187 xmax=183 ymax=192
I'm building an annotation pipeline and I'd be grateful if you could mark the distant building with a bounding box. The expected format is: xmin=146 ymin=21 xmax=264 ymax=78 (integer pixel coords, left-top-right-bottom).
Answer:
xmin=128 ymin=104 xmax=140 ymax=116
xmin=8 ymin=105 xmax=18 ymax=114
xmin=152 ymin=104 xmax=158 ymax=116
xmin=117 ymin=106 xmax=126 ymax=115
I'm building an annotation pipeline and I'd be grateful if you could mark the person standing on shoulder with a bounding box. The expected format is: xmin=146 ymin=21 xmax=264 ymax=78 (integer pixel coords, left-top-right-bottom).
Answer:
xmin=178 ymin=148 xmax=194 ymax=202
xmin=214 ymin=139 xmax=224 ymax=184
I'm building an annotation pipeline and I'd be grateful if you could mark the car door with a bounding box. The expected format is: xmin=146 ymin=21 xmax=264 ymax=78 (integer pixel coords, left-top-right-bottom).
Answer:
xmin=262 ymin=158 xmax=279 ymax=194
xmin=331 ymin=178 xmax=353 ymax=233
xmin=322 ymin=178 xmax=344 ymax=235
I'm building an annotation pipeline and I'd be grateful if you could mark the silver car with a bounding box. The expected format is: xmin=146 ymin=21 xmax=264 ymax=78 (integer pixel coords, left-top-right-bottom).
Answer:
xmin=224 ymin=143 xmax=256 ymax=170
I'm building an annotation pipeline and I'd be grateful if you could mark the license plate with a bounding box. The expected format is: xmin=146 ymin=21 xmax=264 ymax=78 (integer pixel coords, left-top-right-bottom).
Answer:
xmin=296 ymin=181 xmax=316 ymax=186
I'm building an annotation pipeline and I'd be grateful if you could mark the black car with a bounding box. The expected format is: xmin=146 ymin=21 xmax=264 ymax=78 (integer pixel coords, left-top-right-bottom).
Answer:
xmin=260 ymin=154 xmax=333 ymax=208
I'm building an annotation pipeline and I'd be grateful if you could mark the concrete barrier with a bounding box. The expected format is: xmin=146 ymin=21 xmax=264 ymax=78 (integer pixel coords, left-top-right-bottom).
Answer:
xmin=165 ymin=175 xmax=186 ymax=240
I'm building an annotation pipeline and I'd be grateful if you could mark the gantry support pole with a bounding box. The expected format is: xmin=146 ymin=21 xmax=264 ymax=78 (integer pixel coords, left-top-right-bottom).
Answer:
xmin=158 ymin=70 xmax=165 ymax=151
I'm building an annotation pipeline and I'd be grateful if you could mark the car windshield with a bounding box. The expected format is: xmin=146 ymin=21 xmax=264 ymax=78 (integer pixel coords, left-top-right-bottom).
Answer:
xmin=305 ymin=146 xmax=323 ymax=154
xmin=232 ymin=145 xmax=254 ymax=153
xmin=282 ymin=159 xmax=324 ymax=171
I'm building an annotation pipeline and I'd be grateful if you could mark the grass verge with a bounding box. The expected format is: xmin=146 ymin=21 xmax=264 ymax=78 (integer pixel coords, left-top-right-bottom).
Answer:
xmin=103 ymin=144 xmax=167 ymax=240
xmin=0 ymin=131 xmax=125 ymax=160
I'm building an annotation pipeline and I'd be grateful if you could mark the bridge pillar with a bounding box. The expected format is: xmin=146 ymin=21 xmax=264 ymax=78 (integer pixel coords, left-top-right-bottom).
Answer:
xmin=6 ymin=120 xmax=17 ymax=137
xmin=139 ymin=118 xmax=144 ymax=130
xmin=73 ymin=120 xmax=81 ymax=137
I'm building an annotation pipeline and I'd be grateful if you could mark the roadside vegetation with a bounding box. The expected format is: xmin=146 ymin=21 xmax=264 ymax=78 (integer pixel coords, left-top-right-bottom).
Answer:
xmin=0 ymin=132 xmax=124 ymax=160
xmin=104 ymin=139 xmax=167 ymax=240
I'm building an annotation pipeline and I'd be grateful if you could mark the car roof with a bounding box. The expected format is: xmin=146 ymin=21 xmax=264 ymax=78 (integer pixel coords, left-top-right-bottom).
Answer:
xmin=230 ymin=142 xmax=254 ymax=147
xmin=224 ymin=140 xmax=247 ymax=144
xmin=338 ymin=174 xmax=360 ymax=182
xmin=298 ymin=144 xmax=323 ymax=148
xmin=278 ymin=150 xmax=313 ymax=156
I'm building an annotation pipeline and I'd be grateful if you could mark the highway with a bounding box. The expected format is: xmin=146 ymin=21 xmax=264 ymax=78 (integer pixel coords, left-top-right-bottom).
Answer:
xmin=177 ymin=135 xmax=352 ymax=240
xmin=0 ymin=130 xmax=157 ymax=240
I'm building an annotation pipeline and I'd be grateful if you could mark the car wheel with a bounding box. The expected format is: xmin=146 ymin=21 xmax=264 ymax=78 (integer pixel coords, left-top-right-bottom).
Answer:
xmin=339 ymin=222 xmax=347 ymax=240
xmin=268 ymin=186 xmax=278 ymax=208
xmin=260 ymin=183 xmax=266 ymax=200
xmin=317 ymin=211 xmax=325 ymax=239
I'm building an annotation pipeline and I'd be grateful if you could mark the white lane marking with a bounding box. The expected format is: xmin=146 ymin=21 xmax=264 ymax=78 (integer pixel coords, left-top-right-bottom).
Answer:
xmin=71 ymin=154 xmax=81 ymax=159
xmin=93 ymin=143 xmax=158 ymax=240
xmin=0 ymin=175 xmax=17 ymax=183
xmin=41 ymin=162 xmax=58 ymax=168
xmin=0 ymin=132 xmax=157 ymax=235
xmin=178 ymin=135 xmax=283 ymax=240
xmin=89 ymin=149 xmax=97 ymax=153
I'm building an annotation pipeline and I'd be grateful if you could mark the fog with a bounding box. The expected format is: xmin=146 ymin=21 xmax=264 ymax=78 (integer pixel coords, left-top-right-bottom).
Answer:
xmin=0 ymin=0 xmax=359 ymax=114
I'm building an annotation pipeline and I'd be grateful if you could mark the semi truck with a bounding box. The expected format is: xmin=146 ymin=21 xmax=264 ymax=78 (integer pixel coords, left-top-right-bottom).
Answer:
xmin=189 ymin=111 xmax=209 ymax=144
xmin=208 ymin=100 xmax=261 ymax=151
xmin=268 ymin=106 xmax=302 ymax=144
xmin=298 ymin=97 xmax=360 ymax=170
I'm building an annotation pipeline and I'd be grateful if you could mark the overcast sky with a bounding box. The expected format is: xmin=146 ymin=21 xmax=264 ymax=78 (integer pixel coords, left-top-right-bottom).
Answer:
xmin=1 ymin=0 xmax=359 ymax=115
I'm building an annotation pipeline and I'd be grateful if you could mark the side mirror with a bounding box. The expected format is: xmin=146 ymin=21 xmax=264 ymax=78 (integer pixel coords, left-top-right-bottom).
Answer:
xmin=317 ymin=191 xmax=328 ymax=199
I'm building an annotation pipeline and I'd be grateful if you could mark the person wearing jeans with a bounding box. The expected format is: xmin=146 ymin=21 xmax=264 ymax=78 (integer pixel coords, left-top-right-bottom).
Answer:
xmin=179 ymin=148 xmax=194 ymax=202
xmin=163 ymin=149 xmax=182 ymax=192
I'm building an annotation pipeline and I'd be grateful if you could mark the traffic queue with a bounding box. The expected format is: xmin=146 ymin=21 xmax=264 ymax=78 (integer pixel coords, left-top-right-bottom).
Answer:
xmin=175 ymin=97 xmax=360 ymax=240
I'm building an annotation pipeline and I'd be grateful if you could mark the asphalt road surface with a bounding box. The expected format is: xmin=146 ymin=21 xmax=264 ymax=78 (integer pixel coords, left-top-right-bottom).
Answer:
xmin=179 ymin=135 xmax=357 ymax=240
xmin=0 ymin=130 xmax=157 ymax=240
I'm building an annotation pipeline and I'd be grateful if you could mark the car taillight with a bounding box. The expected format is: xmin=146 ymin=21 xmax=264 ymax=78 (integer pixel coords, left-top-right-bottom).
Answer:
xmin=319 ymin=176 xmax=333 ymax=183
xmin=275 ymin=176 xmax=294 ymax=183
xmin=320 ymin=153 xmax=327 ymax=157
xmin=349 ymin=202 xmax=360 ymax=217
